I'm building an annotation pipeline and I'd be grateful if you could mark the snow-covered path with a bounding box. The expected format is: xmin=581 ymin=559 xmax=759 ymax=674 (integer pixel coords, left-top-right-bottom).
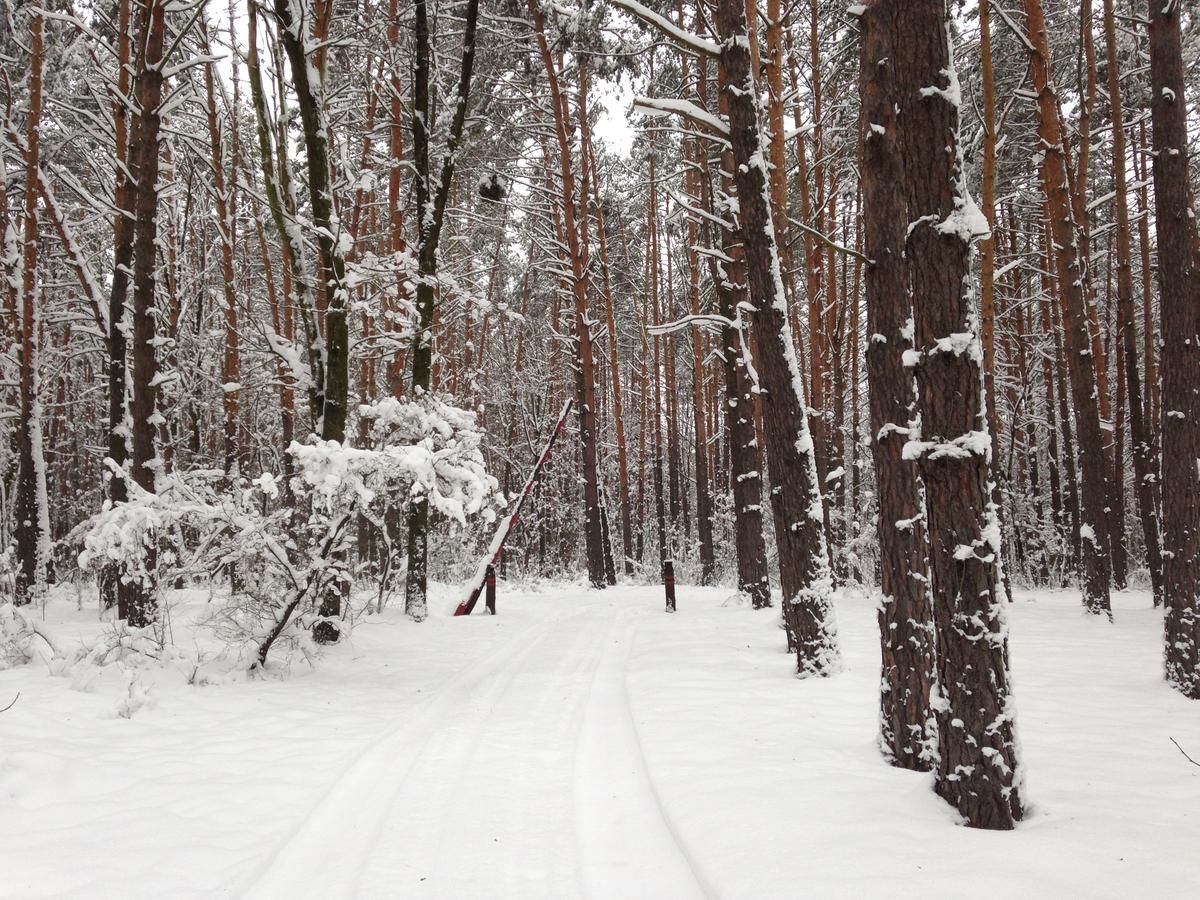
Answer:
xmin=247 ymin=594 xmax=707 ymax=900
xmin=3 ymin=583 xmax=1200 ymax=899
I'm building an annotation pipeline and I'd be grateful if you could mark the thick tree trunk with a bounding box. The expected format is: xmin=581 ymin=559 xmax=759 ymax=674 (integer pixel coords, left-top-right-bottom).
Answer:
xmin=274 ymin=0 xmax=349 ymax=445
xmin=1022 ymin=0 xmax=1112 ymax=617
xmin=715 ymin=0 xmax=838 ymax=674
xmin=978 ymin=0 xmax=1014 ymax=603
xmin=858 ymin=1 xmax=935 ymax=770
xmin=1148 ymin=0 xmax=1200 ymax=698
xmin=889 ymin=0 xmax=1022 ymax=828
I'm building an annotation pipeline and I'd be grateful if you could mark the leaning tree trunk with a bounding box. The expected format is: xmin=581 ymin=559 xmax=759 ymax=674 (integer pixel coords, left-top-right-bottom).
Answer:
xmin=715 ymin=0 xmax=838 ymax=675
xmin=1022 ymin=0 xmax=1112 ymax=618
xmin=1148 ymin=0 xmax=1200 ymax=699
xmin=889 ymin=0 xmax=1023 ymax=829
xmin=858 ymin=0 xmax=935 ymax=771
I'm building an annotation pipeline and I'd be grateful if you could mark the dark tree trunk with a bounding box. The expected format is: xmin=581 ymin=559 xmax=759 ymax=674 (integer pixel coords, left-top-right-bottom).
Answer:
xmin=704 ymin=135 xmax=771 ymax=609
xmin=889 ymin=0 xmax=1023 ymax=829
xmin=715 ymin=0 xmax=838 ymax=674
xmin=1148 ymin=0 xmax=1200 ymax=698
xmin=404 ymin=0 xmax=483 ymax=619
xmin=858 ymin=1 xmax=935 ymax=771
xmin=123 ymin=0 xmax=168 ymax=627
xmin=274 ymin=0 xmax=349 ymax=445
xmin=100 ymin=0 xmax=134 ymax=612
xmin=13 ymin=11 xmax=47 ymax=606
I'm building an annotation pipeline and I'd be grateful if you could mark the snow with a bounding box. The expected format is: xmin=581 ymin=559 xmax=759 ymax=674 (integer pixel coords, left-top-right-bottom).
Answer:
xmin=2 ymin=585 xmax=1198 ymax=897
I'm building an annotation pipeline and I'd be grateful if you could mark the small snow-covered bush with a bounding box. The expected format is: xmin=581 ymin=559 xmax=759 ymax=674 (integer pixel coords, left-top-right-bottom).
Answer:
xmin=74 ymin=395 xmax=498 ymax=667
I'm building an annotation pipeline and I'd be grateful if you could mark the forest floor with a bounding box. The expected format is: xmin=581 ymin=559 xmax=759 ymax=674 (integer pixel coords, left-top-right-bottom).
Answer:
xmin=1 ymin=580 xmax=1198 ymax=899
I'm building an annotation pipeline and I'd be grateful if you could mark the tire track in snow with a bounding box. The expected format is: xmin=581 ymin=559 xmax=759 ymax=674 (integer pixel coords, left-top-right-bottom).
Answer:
xmin=352 ymin=595 xmax=615 ymax=898
xmin=574 ymin=606 xmax=715 ymax=900
xmin=241 ymin=608 xmax=572 ymax=900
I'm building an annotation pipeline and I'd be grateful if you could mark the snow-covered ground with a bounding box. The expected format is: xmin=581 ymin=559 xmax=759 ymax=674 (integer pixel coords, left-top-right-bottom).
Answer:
xmin=2 ymin=582 xmax=1198 ymax=899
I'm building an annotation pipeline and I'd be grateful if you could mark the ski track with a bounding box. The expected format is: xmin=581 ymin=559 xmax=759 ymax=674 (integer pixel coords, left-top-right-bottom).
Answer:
xmin=574 ymin=606 xmax=711 ymax=900
xmin=244 ymin=590 xmax=705 ymax=900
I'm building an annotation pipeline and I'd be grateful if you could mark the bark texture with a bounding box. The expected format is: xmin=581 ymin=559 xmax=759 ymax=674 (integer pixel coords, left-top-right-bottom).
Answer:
xmin=891 ymin=0 xmax=1023 ymax=828
xmin=715 ymin=0 xmax=837 ymax=674
xmin=858 ymin=1 xmax=935 ymax=770
xmin=1148 ymin=0 xmax=1200 ymax=698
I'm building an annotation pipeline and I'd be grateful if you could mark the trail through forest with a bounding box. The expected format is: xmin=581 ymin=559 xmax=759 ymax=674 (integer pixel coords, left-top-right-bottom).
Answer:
xmin=3 ymin=585 xmax=1199 ymax=898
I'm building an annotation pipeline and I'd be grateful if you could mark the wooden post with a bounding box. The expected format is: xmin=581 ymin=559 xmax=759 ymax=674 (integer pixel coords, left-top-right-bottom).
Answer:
xmin=663 ymin=559 xmax=676 ymax=613
xmin=485 ymin=565 xmax=496 ymax=615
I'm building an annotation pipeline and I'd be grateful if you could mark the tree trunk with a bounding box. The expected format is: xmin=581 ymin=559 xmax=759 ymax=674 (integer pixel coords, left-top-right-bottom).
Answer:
xmin=13 ymin=10 xmax=48 ymax=606
xmin=404 ymin=0 xmax=483 ymax=618
xmin=585 ymin=127 xmax=634 ymax=577
xmin=1148 ymin=0 xmax=1200 ymax=698
xmin=124 ymin=0 xmax=168 ymax=627
xmin=889 ymin=0 xmax=1023 ymax=828
xmin=858 ymin=1 xmax=935 ymax=770
xmin=706 ymin=66 xmax=771 ymax=610
xmin=715 ymin=0 xmax=838 ymax=674
xmin=202 ymin=25 xmax=241 ymax=479
xmin=1022 ymin=0 xmax=1112 ymax=617
xmin=100 ymin=0 xmax=135 ymax=612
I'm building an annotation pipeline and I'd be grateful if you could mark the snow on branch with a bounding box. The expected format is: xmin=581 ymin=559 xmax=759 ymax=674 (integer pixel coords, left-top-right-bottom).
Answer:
xmin=608 ymin=0 xmax=721 ymax=57
xmin=633 ymin=96 xmax=729 ymax=138
xmin=647 ymin=313 xmax=735 ymax=337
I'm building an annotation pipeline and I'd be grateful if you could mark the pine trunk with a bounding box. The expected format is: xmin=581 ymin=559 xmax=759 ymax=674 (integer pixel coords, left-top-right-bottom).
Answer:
xmin=858 ymin=1 xmax=935 ymax=770
xmin=1148 ymin=0 xmax=1200 ymax=697
xmin=1023 ymin=0 xmax=1112 ymax=617
xmin=715 ymin=0 xmax=838 ymax=674
xmin=890 ymin=0 xmax=1022 ymax=828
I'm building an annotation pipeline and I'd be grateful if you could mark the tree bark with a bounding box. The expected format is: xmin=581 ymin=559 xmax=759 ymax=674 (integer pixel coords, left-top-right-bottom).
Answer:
xmin=13 ymin=10 xmax=48 ymax=606
xmin=1022 ymin=0 xmax=1112 ymax=617
xmin=1148 ymin=0 xmax=1200 ymax=698
xmin=858 ymin=1 xmax=935 ymax=770
xmin=1102 ymin=0 xmax=1162 ymax=603
xmin=707 ymin=64 xmax=771 ymax=610
xmin=715 ymin=0 xmax=838 ymax=674
xmin=890 ymin=0 xmax=1023 ymax=828
xmin=124 ymin=0 xmax=168 ymax=627
xmin=404 ymin=0 xmax=483 ymax=618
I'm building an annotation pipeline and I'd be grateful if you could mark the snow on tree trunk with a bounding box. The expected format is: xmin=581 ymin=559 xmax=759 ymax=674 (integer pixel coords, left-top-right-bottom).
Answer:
xmin=714 ymin=0 xmax=837 ymax=675
xmin=13 ymin=10 xmax=49 ymax=607
xmin=857 ymin=1 xmax=935 ymax=771
xmin=890 ymin=0 xmax=1023 ymax=828
xmin=122 ymin=0 xmax=169 ymax=628
xmin=1148 ymin=0 xmax=1200 ymax=699
xmin=404 ymin=0 xmax=483 ymax=620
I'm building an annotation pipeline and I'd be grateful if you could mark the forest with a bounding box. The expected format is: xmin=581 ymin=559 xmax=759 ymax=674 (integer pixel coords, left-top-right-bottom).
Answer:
xmin=1 ymin=0 xmax=1199 ymax=893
